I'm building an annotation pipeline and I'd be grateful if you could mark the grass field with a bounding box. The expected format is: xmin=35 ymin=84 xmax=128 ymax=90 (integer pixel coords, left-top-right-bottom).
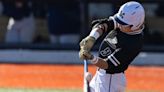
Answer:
xmin=0 ymin=88 xmax=159 ymax=92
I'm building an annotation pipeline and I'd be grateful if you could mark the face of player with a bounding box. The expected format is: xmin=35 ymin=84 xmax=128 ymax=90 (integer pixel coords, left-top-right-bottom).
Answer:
xmin=118 ymin=23 xmax=132 ymax=33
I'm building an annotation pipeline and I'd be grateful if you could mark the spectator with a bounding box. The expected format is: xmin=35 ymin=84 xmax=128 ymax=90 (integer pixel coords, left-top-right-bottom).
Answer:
xmin=3 ymin=0 xmax=35 ymax=43
xmin=156 ymin=3 xmax=164 ymax=17
xmin=0 ymin=1 xmax=3 ymax=16
xmin=46 ymin=1 xmax=81 ymax=44
xmin=32 ymin=1 xmax=46 ymax=18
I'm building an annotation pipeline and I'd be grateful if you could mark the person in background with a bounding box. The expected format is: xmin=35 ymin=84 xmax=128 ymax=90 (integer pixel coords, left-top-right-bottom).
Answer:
xmin=3 ymin=0 xmax=35 ymax=43
xmin=46 ymin=0 xmax=81 ymax=44
xmin=0 ymin=1 xmax=3 ymax=16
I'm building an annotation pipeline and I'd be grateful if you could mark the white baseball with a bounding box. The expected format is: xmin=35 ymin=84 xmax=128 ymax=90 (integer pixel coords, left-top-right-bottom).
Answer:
xmin=85 ymin=72 xmax=92 ymax=81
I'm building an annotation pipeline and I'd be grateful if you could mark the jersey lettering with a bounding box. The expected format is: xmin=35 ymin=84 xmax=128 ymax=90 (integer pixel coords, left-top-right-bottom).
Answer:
xmin=100 ymin=47 xmax=111 ymax=57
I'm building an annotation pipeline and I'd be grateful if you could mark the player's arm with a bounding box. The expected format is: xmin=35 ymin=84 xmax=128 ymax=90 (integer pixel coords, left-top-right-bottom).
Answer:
xmin=89 ymin=20 xmax=108 ymax=39
xmin=89 ymin=17 xmax=117 ymax=40
xmin=79 ymin=18 xmax=116 ymax=60
xmin=92 ymin=57 xmax=109 ymax=69
xmin=79 ymin=19 xmax=109 ymax=50
xmin=80 ymin=50 xmax=108 ymax=69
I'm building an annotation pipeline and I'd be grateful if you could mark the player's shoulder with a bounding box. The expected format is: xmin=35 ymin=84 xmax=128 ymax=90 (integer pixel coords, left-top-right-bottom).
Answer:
xmin=117 ymin=30 xmax=143 ymax=48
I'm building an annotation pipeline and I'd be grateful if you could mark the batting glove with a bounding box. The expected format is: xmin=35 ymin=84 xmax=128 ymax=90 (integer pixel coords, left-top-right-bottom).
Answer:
xmin=80 ymin=36 xmax=95 ymax=51
xmin=79 ymin=49 xmax=93 ymax=60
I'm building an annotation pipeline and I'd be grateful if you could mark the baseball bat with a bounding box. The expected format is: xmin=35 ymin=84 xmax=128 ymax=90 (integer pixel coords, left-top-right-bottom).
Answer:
xmin=83 ymin=60 xmax=90 ymax=92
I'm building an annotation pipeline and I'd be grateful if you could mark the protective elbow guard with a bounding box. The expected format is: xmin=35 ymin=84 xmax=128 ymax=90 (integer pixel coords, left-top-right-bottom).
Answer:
xmin=91 ymin=18 xmax=110 ymax=34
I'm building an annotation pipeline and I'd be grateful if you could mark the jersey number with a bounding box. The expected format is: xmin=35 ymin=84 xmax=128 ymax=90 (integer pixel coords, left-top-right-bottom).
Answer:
xmin=100 ymin=47 xmax=111 ymax=57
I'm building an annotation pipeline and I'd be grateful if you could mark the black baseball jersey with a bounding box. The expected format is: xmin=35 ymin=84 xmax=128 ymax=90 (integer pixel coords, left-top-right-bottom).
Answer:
xmin=98 ymin=17 xmax=143 ymax=74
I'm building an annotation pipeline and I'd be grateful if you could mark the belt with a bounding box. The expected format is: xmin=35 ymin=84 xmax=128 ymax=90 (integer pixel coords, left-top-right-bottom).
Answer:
xmin=98 ymin=68 xmax=124 ymax=74
xmin=98 ymin=68 xmax=106 ymax=73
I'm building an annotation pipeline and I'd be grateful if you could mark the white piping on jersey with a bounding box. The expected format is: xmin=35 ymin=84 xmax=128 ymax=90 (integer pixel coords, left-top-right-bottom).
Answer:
xmin=111 ymin=54 xmax=121 ymax=65
xmin=109 ymin=16 xmax=117 ymax=30
xmin=108 ymin=56 xmax=118 ymax=66
xmin=108 ymin=48 xmax=121 ymax=66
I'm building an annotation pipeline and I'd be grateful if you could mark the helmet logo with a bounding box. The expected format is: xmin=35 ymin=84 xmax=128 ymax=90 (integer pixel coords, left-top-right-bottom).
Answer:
xmin=132 ymin=12 xmax=136 ymax=15
xmin=120 ymin=11 xmax=125 ymax=19
xmin=135 ymin=6 xmax=139 ymax=9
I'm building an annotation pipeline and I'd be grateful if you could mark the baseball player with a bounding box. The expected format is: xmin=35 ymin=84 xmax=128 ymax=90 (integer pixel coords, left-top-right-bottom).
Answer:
xmin=79 ymin=1 xmax=145 ymax=92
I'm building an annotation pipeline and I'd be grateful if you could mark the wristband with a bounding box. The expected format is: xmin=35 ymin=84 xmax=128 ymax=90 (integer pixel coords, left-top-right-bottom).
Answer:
xmin=90 ymin=55 xmax=99 ymax=64
xmin=89 ymin=28 xmax=100 ymax=40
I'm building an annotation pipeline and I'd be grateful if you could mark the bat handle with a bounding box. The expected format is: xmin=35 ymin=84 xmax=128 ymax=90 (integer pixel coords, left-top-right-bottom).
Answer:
xmin=83 ymin=60 xmax=90 ymax=92
xmin=84 ymin=59 xmax=88 ymax=72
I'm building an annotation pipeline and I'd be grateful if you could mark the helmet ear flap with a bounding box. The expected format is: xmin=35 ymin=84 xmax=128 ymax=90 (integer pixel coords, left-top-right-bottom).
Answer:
xmin=114 ymin=15 xmax=128 ymax=25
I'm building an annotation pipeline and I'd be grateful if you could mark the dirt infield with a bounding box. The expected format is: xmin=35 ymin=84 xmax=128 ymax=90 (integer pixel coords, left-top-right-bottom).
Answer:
xmin=0 ymin=64 xmax=163 ymax=91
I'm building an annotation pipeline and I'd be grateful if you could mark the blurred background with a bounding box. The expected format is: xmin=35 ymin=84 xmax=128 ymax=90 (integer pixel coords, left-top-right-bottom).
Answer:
xmin=0 ymin=0 xmax=163 ymax=65
xmin=0 ymin=0 xmax=164 ymax=92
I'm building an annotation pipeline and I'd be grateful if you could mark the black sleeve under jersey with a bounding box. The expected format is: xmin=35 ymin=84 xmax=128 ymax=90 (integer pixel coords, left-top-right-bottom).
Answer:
xmin=91 ymin=17 xmax=115 ymax=34
xmin=105 ymin=18 xmax=115 ymax=33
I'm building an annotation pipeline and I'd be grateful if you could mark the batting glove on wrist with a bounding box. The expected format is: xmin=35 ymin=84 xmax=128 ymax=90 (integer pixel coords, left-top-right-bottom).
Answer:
xmin=79 ymin=49 xmax=93 ymax=60
xmin=80 ymin=36 xmax=96 ymax=51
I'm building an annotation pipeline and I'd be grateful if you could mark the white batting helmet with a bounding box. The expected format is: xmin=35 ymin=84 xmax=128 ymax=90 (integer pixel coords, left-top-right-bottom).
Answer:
xmin=114 ymin=1 xmax=145 ymax=30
